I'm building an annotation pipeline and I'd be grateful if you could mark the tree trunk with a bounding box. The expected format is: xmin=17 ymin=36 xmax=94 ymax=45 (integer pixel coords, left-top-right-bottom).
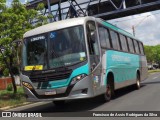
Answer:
xmin=4 ymin=55 xmax=17 ymax=94
xmin=0 ymin=47 xmax=17 ymax=94
xmin=10 ymin=72 xmax=17 ymax=94
xmin=9 ymin=55 xmax=17 ymax=94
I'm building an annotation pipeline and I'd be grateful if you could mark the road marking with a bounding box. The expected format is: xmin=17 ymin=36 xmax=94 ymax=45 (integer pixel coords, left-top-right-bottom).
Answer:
xmin=153 ymin=77 xmax=158 ymax=79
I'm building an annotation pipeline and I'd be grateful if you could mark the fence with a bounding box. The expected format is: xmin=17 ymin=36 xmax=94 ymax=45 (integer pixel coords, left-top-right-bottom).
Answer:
xmin=0 ymin=77 xmax=12 ymax=90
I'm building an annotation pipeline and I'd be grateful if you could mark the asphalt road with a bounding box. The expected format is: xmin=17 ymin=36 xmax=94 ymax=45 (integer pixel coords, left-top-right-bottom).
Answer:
xmin=6 ymin=72 xmax=160 ymax=119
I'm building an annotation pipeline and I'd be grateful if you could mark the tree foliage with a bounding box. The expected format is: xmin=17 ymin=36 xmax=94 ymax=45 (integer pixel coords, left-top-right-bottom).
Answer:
xmin=144 ymin=45 xmax=160 ymax=64
xmin=0 ymin=0 xmax=49 ymax=93
xmin=0 ymin=0 xmax=48 ymax=75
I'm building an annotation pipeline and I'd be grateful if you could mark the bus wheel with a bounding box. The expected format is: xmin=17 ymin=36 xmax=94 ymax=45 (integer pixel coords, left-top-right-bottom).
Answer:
xmin=135 ymin=74 xmax=141 ymax=89
xmin=105 ymin=84 xmax=112 ymax=101
xmin=53 ymin=100 xmax=65 ymax=106
xmin=102 ymin=83 xmax=112 ymax=102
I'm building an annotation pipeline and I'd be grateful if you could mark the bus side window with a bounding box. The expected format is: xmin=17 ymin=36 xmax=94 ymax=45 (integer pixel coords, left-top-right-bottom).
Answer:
xmin=104 ymin=28 xmax=111 ymax=48
xmin=86 ymin=22 xmax=94 ymax=55
xmin=127 ymin=37 xmax=135 ymax=53
xmin=133 ymin=40 xmax=140 ymax=54
xmin=98 ymin=25 xmax=110 ymax=48
xmin=109 ymin=30 xmax=120 ymax=50
xmin=139 ymin=42 xmax=144 ymax=55
xmin=86 ymin=21 xmax=100 ymax=68
xmin=86 ymin=21 xmax=99 ymax=56
xmin=119 ymin=34 xmax=128 ymax=52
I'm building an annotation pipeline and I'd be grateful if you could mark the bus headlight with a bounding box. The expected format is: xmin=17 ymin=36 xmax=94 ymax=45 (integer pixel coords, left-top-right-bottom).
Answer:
xmin=70 ymin=74 xmax=87 ymax=85
xmin=22 ymin=82 xmax=33 ymax=90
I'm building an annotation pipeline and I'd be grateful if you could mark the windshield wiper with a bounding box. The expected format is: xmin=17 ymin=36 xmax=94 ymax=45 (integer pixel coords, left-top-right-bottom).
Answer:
xmin=50 ymin=50 xmax=68 ymax=70
xmin=66 ymin=60 xmax=86 ymax=67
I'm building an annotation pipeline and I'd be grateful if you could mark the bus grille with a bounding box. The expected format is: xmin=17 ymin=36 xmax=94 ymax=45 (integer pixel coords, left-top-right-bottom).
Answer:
xmin=29 ymin=70 xmax=72 ymax=82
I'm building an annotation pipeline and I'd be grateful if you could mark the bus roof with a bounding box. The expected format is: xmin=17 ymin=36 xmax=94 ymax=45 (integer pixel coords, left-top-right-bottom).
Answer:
xmin=23 ymin=17 xmax=95 ymax=38
xmin=24 ymin=16 xmax=142 ymax=43
xmin=96 ymin=18 xmax=142 ymax=43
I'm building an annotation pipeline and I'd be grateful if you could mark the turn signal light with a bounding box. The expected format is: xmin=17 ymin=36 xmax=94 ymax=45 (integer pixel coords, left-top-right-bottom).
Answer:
xmin=22 ymin=82 xmax=33 ymax=90
xmin=71 ymin=74 xmax=87 ymax=85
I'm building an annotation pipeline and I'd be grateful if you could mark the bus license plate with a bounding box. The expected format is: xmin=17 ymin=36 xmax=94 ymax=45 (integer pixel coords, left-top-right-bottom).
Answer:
xmin=45 ymin=90 xmax=56 ymax=95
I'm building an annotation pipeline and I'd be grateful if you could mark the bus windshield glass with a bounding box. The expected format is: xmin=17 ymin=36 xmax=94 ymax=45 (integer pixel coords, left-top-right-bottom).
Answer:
xmin=49 ymin=26 xmax=86 ymax=68
xmin=23 ymin=34 xmax=48 ymax=70
xmin=23 ymin=26 xmax=86 ymax=70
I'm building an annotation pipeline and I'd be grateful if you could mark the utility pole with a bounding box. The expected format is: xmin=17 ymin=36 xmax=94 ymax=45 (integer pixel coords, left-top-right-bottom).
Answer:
xmin=58 ymin=0 xmax=62 ymax=20
xmin=47 ymin=0 xmax=52 ymax=23
xmin=132 ymin=25 xmax=135 ymax=36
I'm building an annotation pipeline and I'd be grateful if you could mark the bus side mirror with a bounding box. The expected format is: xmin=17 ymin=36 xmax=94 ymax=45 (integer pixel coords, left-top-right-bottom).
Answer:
xmin=11 ymin=40 xmax=22 ymax=47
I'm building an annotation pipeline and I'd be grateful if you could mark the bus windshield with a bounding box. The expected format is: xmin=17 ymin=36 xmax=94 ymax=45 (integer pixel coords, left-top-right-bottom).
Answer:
xmin=23 ymin=35 xmax=48 ymax=69
xmin=49 ymin=26 xmax=86 ymax=68
xmin=23 ymin=26 xmax=87 ymax=70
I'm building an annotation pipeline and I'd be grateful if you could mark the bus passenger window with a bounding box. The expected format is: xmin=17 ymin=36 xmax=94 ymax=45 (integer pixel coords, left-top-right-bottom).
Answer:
xmin=119 ymin=34 xmax=128 ymax=52
xmin=98 ymin=25 xmax=110 ymax=48
xmin=104 ymin=29 xmax=111 ymax=48
xmin=98 ymin=27 xmax=107 ymax=48
xmin=134 ymin=40 xmax=140 ymax=54
xmin=109 ymin=30 xmax=120 ymax=50
xmin=86 ymin=21 xmax=99 ymax=56
xmin=86 ymin=21 xmax=100 ymax=68
xmin=139 ymin=42 xmax=144 ymax=55
xmin=127 ymin=37 xmax=134 ymax=53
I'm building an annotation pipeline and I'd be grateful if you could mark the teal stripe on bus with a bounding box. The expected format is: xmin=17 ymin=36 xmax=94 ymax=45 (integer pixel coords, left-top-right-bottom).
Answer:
xmin=43 ymin=63 xmax=89 ymax=89
xmin=106 ymin=50 xmax=140 ymax=83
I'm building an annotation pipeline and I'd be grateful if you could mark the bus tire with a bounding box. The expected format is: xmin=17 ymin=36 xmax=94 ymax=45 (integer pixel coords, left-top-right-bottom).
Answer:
xmin=104 ymin=82 xmax=112 ymax=102
xmin=135 ymin=73 xmax=141 ymax=90
xmin=102 ymin=74 xmax=115 ymax=102
xmin=53 ymin=100 xmax=65 ymax=106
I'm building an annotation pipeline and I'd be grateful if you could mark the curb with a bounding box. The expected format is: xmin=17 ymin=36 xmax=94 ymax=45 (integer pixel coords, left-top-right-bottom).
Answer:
xmin=0 ymin=102 xmax=33 ymax=111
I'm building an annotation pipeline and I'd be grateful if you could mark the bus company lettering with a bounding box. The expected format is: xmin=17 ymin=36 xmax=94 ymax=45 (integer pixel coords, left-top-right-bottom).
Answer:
xmin=111 ymin=55 xmax=130 ymax=62
xmin=31 ymin=36 xmax=45 ymax=42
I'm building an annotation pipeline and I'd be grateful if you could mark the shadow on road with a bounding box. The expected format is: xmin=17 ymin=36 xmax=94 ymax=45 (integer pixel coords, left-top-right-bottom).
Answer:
xmin=20 ymin=97 xmax=105 ymax=112
xmin=142 ymin=81 xmax=160 ymax=85
xmin=114 ymin=84 xmax=145 ymax=99
xmin=19 ymin=85 xmax=146 ymax=112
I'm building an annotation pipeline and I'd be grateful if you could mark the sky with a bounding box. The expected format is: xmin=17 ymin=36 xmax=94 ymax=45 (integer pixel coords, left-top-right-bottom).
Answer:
xmin=5 ymin=0 xmax=160 ymax=46
xmin=108 ymin=10 xmax=160 ymax=46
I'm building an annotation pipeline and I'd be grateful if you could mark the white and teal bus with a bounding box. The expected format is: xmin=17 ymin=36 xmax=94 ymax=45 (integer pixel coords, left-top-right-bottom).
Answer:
xmin=21 ymin=17 xmax=148 ymax=105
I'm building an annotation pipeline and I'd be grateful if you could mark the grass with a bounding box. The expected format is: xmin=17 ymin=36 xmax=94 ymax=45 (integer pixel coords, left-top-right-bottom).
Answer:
xmin=148 ymin=69 xmax=160 ymax=73
xmin=0 ymin=86 xmax=28 ymax=108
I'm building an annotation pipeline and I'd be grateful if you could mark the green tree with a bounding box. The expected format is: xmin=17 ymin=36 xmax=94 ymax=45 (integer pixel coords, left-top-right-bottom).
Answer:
xmin=144 ymin=45 xmax=160 ymax=66
xmin=0 ymin=0 xmax=49 ymax=93
xmin=144 ymin=45 xmax=154 ymax=63
xmin=152 ymin=45 xmax=160 ymax=64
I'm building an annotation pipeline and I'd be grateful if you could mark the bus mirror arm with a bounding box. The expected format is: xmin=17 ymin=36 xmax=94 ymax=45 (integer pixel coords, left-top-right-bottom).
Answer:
xmin=11 ymin=40 xmax=22 ymax=47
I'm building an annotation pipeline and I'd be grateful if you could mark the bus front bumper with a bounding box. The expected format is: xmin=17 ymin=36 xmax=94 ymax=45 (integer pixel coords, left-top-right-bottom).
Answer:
xmin=21 ymin=75 xmax=94 ymax=102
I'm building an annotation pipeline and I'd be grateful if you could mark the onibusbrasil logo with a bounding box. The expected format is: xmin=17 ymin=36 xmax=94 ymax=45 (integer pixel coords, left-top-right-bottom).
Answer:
xmin=1 ymin=112 xmax=42 ymax=118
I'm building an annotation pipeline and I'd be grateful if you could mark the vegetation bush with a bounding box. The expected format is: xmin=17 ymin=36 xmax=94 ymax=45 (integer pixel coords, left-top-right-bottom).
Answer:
xmin=6 ymin=83 xmax=13 ymax=91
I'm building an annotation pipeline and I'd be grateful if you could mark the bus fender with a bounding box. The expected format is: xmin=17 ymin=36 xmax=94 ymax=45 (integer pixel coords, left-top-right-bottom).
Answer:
xmin=105 ymin=69 xmax=114 ymax=86
xmin=136 ymin=68 xmax=141 ymax=81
